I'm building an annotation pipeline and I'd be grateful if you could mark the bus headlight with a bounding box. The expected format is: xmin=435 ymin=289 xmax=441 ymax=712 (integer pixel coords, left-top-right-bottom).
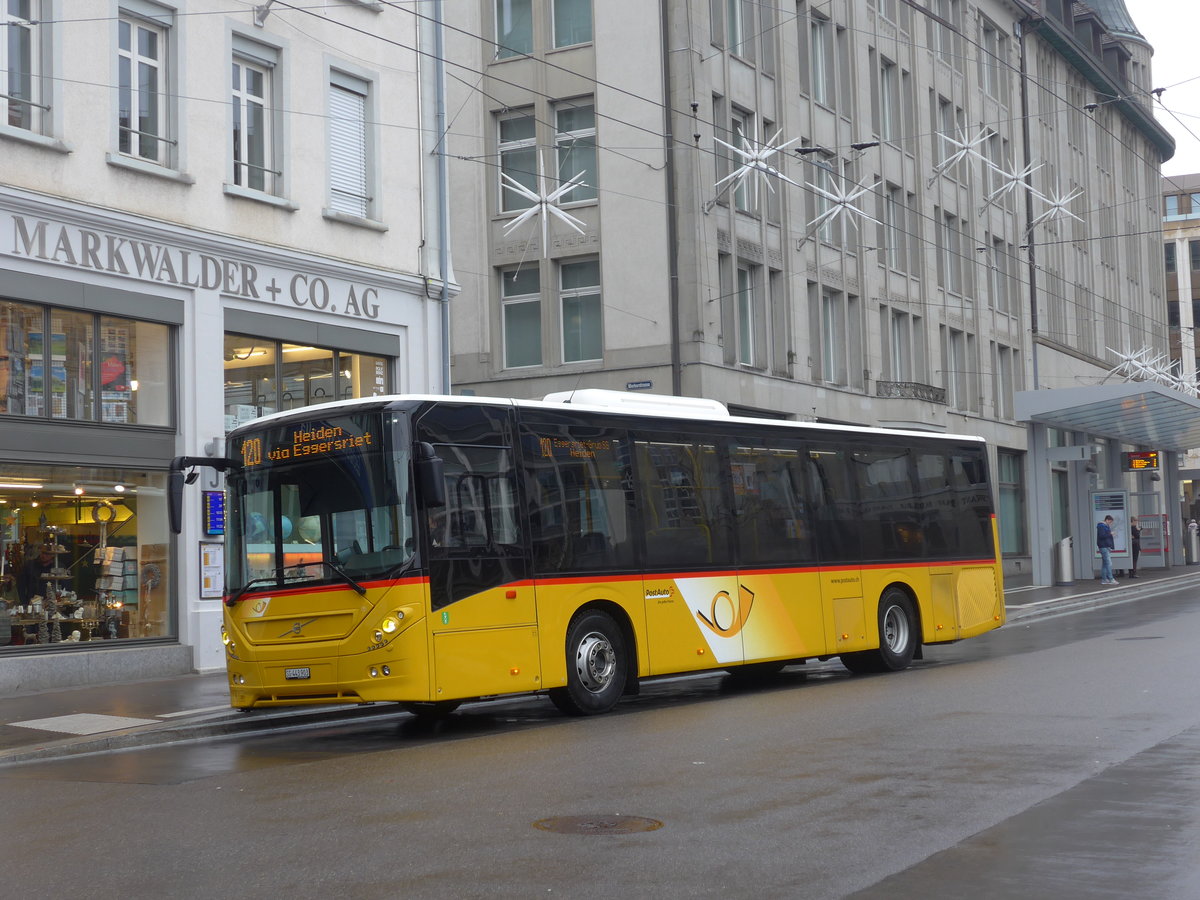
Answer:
xmin=381 ymin=616 xmax=400 ymax=634
xmin=221 ymin=628 xmax=231 ymax=646
xmin=373 ymin=630 xmax=384 ymax=643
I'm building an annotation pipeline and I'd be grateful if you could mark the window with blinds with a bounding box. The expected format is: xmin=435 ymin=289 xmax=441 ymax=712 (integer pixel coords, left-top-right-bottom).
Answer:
xmin=329 ymin=74 xmax=370 ymax=218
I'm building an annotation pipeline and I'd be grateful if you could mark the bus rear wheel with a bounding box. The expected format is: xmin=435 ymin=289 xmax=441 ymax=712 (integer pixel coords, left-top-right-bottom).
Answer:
xmin=840 ymin=589 xmax=918 ymax=674
xmin=549 ymin=609 xmax=627 ymax=716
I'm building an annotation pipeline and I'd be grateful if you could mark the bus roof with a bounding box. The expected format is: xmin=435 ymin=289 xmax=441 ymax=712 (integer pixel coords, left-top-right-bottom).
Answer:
xmin=229 ymin=391 xmax=987 ymax=445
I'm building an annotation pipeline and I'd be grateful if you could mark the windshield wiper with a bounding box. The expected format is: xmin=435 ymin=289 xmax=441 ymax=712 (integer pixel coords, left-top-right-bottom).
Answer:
xmin=225 ymin=560 xmax=367 ymax=606
xmin=308 ymin=560 xmax=367 ymax=595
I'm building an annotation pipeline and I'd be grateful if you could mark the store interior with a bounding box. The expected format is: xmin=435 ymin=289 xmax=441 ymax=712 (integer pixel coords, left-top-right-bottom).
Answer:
xmin=1 ymin=466 xmax=168 ymax=648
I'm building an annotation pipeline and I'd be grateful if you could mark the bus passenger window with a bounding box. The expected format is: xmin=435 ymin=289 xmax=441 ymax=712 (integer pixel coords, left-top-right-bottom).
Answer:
xmin=729 ymin=444 xmax=816 ymax=566
xmin=635 ymin=438 xmax=733 ymax=570
xmin=521 ymin=423 xmax=636 ymax=574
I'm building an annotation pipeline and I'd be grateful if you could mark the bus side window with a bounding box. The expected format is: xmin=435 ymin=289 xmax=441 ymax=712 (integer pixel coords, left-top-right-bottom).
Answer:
xmin=521 ymin=423 xmax=636 ymax=574
xmin=853 ymin=445 xmax=920 ymax=560
xmin=729 ymin=443 xmax=816 ymax=565
xmin=804 ymin=448 xmax=860 ymax=563
xmin=635 ymin=438 xmax=733 ymax=570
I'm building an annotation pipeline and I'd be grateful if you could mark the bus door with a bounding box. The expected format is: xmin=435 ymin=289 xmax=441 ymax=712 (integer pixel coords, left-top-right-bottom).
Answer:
xmin=728 ymin=442 xmax=827 ymax=662
xmin=805 ymin=446 xmax=868 ymax=655
xmin=636 ymin=436 xmax=743 ymax=675
xmin=423 ymin=440 xmax=541 ymax=699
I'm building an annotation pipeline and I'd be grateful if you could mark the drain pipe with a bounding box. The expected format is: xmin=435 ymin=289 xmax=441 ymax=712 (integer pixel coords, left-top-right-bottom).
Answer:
xmin=661 ymin=0 xmax=682 ymax=396
xmin=434 ymin=0 xmax=452 ymax=394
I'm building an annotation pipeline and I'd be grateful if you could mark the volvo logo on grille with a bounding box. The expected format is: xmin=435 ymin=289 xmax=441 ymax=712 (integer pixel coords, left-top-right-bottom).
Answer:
xmin=279 ymin=618 xmax=317 ymax=639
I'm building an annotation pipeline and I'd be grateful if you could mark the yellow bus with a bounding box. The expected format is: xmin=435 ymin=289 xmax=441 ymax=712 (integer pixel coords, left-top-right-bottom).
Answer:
xmin=170 ymin=390 xmax=1004 ymax=717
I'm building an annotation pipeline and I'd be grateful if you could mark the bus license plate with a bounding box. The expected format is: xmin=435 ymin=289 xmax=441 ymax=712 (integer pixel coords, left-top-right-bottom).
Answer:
xmin=284 ymin=667 xmax=311 ymax=680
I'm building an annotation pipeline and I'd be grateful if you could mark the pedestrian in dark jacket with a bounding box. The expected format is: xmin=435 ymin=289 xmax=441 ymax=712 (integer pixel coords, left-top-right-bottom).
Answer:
xmin=1096 ymin=515 xmax=1116 ymax=585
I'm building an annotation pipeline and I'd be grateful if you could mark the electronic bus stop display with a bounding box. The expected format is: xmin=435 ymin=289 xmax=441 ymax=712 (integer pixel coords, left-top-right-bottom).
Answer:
xmin=1122 ymin=451 xmax=1159 ymax=471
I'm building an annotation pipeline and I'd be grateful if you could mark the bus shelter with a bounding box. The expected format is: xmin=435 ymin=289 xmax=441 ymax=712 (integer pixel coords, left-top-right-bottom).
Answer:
xmin=1015 ymin=383 xmax=1200 ymax=586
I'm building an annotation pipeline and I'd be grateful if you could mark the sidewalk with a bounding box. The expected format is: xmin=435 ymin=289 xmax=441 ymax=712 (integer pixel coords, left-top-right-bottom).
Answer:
xmin=3 ymin=564 xmax=1199 ymax=767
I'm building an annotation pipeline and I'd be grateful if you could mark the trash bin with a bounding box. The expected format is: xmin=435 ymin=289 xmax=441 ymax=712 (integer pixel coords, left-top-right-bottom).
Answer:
xmin=1053 ymin=536 xmax=1074 ymax=586
xmin=1189 ymin=525 xmax=1200 ymax=566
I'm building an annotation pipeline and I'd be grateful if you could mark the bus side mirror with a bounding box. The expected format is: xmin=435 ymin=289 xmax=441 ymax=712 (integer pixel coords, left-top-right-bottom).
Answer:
xmin=168 ymin=468 xmax=185 ymax=534
xmin=415 ymin=442 xmax=446 ymax=508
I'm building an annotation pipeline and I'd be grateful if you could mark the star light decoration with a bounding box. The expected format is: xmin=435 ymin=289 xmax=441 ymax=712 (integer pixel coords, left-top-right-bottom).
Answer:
xmin=1027 ymin=185 xmax=1084 ymax=232
xmin=712 ymin=127 xmax=801 ymax=199
xmin=927 ymin=127 xmax=991 ymax=187
xmin=803 ymin=171 xmax=882 ymax=243
xmin=1106 ymin=347 xmax=1199 ymax=397
xmin=501 ymin=151 xmax=587 ymax=255
xmin=928 ymin=127 xmax=1086 ymax=230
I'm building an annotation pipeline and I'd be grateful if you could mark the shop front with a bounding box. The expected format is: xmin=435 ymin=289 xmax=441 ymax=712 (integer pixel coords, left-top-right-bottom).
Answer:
xmin=1 ymin=189 xmax=437 ymax=691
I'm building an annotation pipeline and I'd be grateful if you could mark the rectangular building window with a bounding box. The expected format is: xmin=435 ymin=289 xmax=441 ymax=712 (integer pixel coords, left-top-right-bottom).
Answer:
xmin=736 ymin=265 xmax=755 ymax=365
xmin=0 ymin=301 xmax=171 ymax=426
xmin=231 ymin=38 xmax=279 ymax=194
xmin=997 ymin=451 xmax=1026 ymax=555
xmin=502 ymin=266 xmax=541 ymax=368
xmin=2 ymin=0 xmax=43 ymax=132
xmin=118 ymin=9 xmax=169 ymax=163
xmin=884 ymin=184 xmax=906 ymax=271
xmin=879 ymin=57 xmax=899 ymax=141
xmin=810 ymin=13 xmax=833 ymax=107
xmin=555 ymin=101 xmax=596 ymax=202
xmin=561 ymin=258 xmax=601 ymax=362
xmin=328 ymin=71 xmax=372 ymax=218
xmin=1191 ymin=240 xmax=1200 ymax=271
xmin=888 ymin=310 xmax=912 ymax=381
xmin=499 ymin=110 xmax=536 ymax=212
xmin=223 ymin=336 xmax=390 ymax=430
xmin=553 ymin=0 xmax=591 ymax=48
xmin=820 ymin=289 xmax=845 ymax=384
xmin=1165 ymin=195 xmax=1180 ymax=218
xmin=732 ymin=109 xmax=755 ymax=213
xmin=496 ymin=0 xmax=532 ymax=58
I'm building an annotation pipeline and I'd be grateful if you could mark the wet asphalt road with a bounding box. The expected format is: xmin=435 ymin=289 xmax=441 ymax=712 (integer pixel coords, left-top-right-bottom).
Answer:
xmin=3 ymin=584 xmax=1200 ymax=898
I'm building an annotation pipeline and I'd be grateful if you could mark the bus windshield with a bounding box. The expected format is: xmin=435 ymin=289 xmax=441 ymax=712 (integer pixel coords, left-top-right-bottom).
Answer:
xmin=225 ymin=411 xmax=415 ymax=594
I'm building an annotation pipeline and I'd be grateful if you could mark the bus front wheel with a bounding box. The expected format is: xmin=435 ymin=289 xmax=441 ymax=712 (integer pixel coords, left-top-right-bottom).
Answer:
xmin=840 ymin=589 xmax=918 ymax=674
xmin=550 ymin=609 xmax=627 ymax=716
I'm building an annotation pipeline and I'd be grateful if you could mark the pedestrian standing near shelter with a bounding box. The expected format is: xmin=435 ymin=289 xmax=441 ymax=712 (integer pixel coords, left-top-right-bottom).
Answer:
xmin=1129 ymin=522 xmax=1141 ymax=578
xmin=1096 ymin=515 xmax=1117 ymax=585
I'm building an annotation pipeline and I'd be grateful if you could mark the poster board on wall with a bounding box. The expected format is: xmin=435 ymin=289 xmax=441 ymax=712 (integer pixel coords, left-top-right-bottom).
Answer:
xmin=1091 ymin=491 xmax=1130 ymax=561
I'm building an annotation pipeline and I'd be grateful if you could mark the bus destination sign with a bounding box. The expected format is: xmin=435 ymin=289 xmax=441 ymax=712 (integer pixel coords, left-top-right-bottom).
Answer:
xmin=1122 ymin=450 xmax=1159 ymax=471
xmin=240 ymin=423 xmax=375 ymax=468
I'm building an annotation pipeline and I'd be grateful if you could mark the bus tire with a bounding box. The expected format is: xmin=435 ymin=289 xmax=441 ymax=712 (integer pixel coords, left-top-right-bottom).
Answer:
xmin=549 ymin=609 xmax=627 ymax=716
xmin=840 ymin=589 xmax=918 ymax=674
xmin=402 ymin=700 xmax=461 ymax=720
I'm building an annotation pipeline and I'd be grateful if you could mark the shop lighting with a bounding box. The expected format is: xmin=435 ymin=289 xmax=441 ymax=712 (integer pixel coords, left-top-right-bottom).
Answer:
xmin=282 ymin=346 xmax=316 ymax=353
xmin=74 ymin=485 xmax=85 ymax=495
xmin=130 ymin=379 xmax=139 ymax=391
xmin=30 ymin=499 xmax=39 ymax=507
xmin=114 ymin=484 xmax=126 ymax=493
xmin=0 ymin=482 xmax=44 ymax=490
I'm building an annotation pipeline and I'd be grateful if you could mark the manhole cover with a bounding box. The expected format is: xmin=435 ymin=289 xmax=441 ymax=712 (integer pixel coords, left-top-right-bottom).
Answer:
xmin=533 ymin=815 xmax=664 ymax=835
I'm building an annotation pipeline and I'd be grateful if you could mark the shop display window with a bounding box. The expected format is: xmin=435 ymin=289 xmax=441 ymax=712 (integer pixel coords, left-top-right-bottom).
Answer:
xmin=223 ymin=333 xmax=391 ymax=431
xmin=0 ymin=464 xmax=171 ymax=650
xmin=0 ymin=301 xmax=171 ymax=427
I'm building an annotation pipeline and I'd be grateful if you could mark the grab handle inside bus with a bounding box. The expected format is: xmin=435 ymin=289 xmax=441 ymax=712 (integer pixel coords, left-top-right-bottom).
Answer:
xmin=414 ymin=442 xmax=446 ymax=508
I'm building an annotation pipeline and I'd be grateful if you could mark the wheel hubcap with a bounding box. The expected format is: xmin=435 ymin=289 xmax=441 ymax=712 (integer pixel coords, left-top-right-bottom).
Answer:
xmin=574 ymin=631 xmax=616 ymax=693
xmin=882 ymin=604 xmax=909 ymax=653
